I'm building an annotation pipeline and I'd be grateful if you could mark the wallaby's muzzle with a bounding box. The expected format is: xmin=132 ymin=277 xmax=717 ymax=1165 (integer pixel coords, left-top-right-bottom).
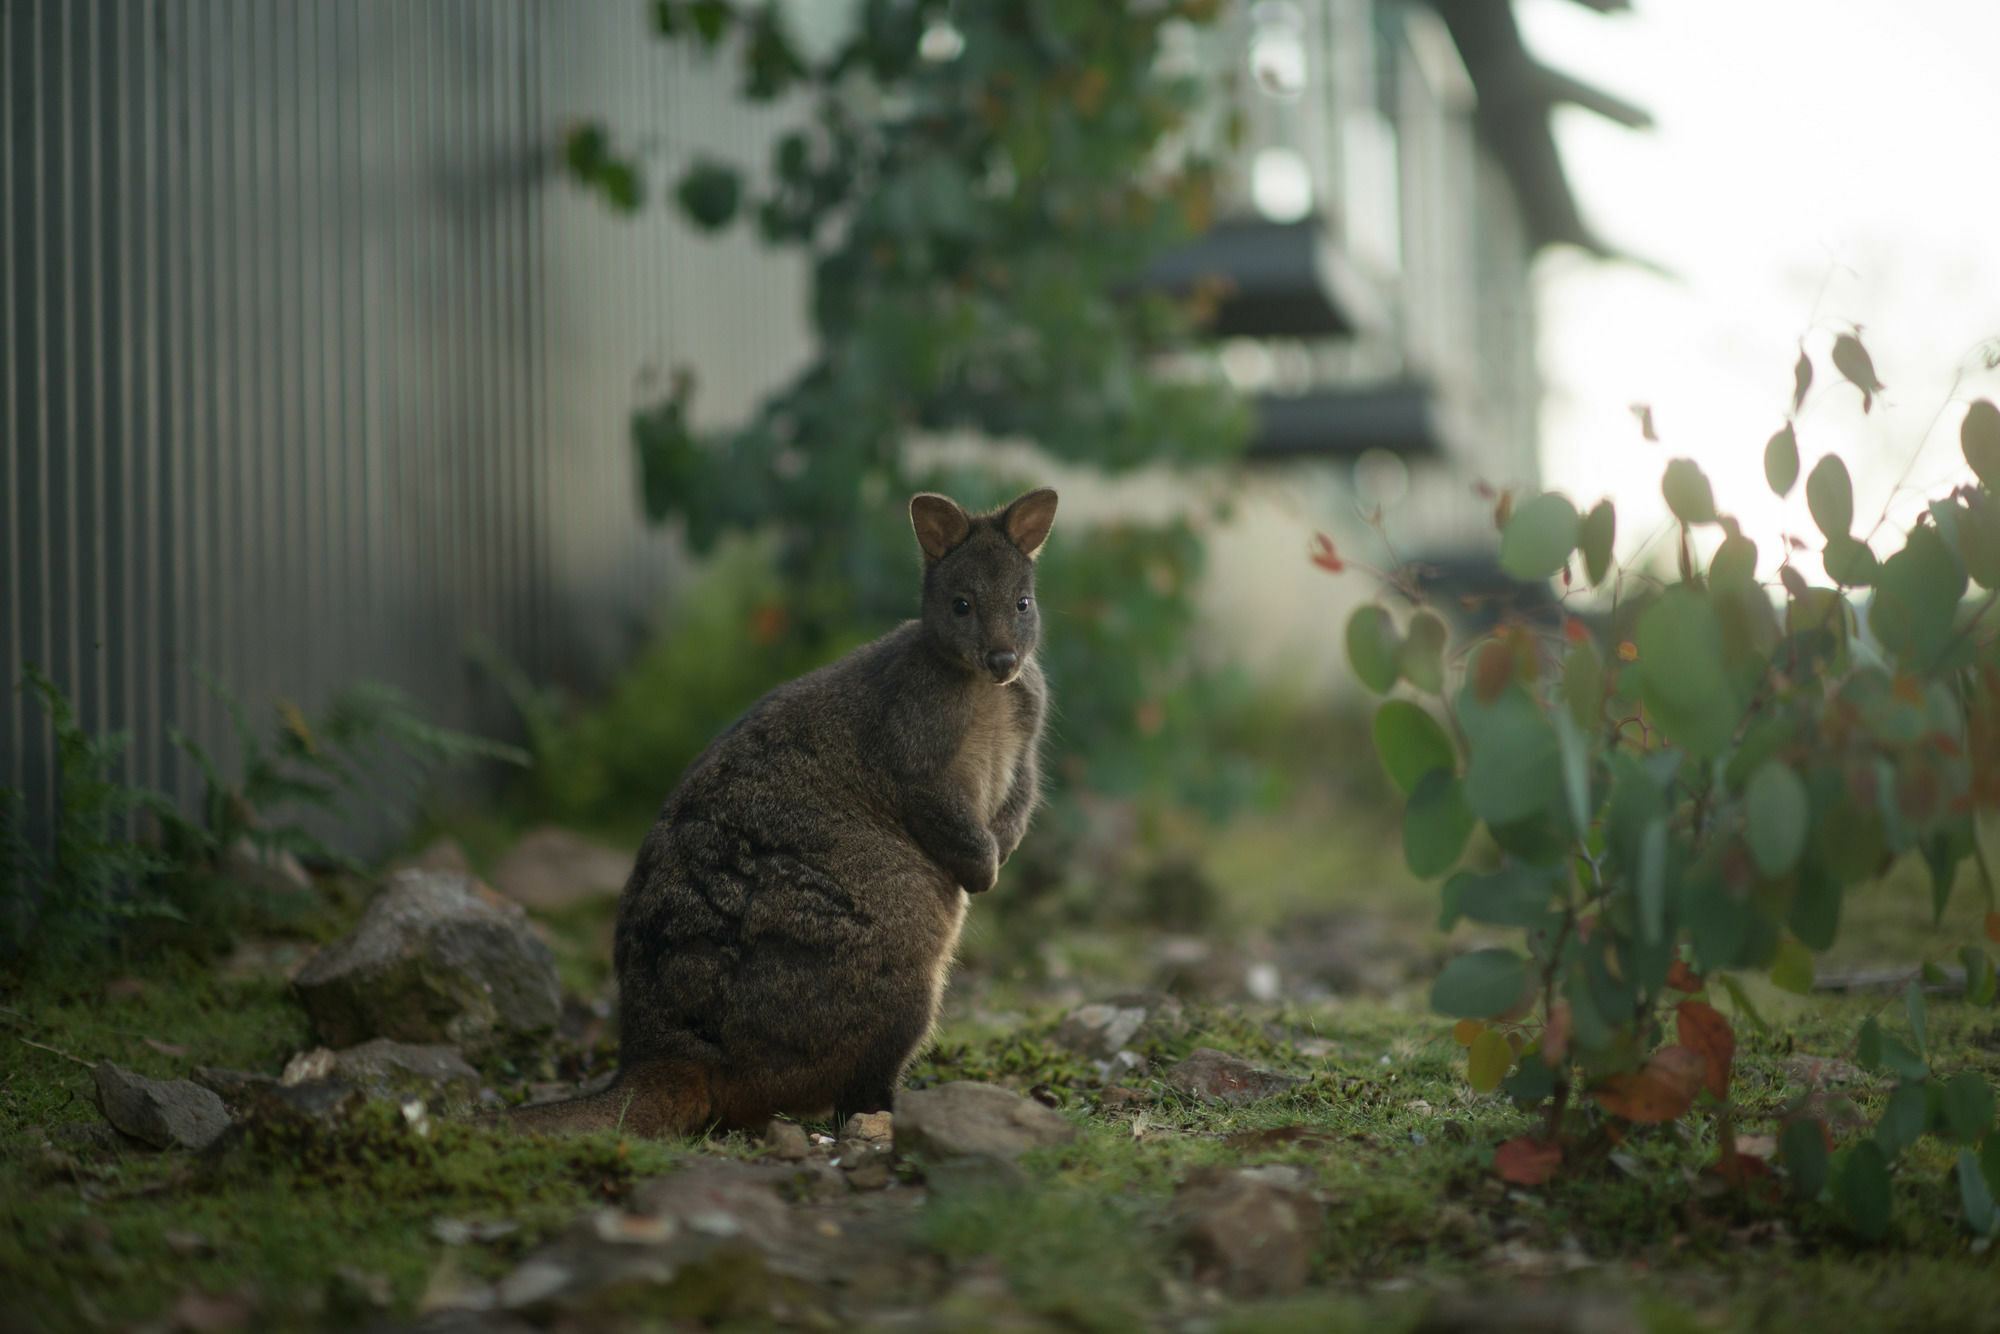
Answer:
xmin=986 ymin=649 xmax=1019 ymax=683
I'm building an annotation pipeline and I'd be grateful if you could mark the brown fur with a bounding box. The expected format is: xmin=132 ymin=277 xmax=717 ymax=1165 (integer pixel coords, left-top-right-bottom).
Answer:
xmin=504 ymin=488 xmax=1057 ymax=1136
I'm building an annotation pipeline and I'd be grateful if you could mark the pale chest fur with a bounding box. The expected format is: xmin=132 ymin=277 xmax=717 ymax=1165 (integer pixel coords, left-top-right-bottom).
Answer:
xmin=949 ymin=683 xmax=1027 ymax=827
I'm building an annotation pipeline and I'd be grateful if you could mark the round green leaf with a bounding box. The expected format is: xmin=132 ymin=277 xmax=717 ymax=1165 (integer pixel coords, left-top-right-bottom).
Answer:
xmin=1770 ymin=938 xmax=1814 ymax=994
xmin=1781 ymin=1118 xmax=1830 ymax=1200
xmin=1807 ymin=454 xmax=1854 ymax=540
xmin=1404 ymin=770 xmax=1474 ymax=878
xmin=1430 ymin=948 xmax=1531 ymax=1019
xmin=1634 ymin=588 xmax=1740 ymax=758
xmin=1578 ymin=500 xmax=1616 ymax=586
xmin=1835 ymin=1140 xmax=1893 ymax=1240
xmin=1457 ymin=684 xmax=1562 ymax=826
xmin=1959 ymin=1150 xmax=1997 ymax=1236
xmin=676 ymin=159 xmax=744 ymax=230
xmin=1964 ymin=399 xmax=2000 ymax=489
xmin=1710 ymin=533 xmax=1758 ymax=588
xmin=1662 ymin=458 xmax=1718 ymax=525
xmin=1467 ymin=1028 xmax=1513 ymax=1092
xmin=1945 ymin=1071 xmax=1996 ymax=1143
xmin=1399 ymin=611 xmax=1448 ymax=694
xmin=1744 ymin=761 xmax=1809 ymax=877
xmin=1822 ymin=534 xmax=1878 ymax=586
xmin=1765 ymin=424 xmax=1800 ymax=497
xmin=1870 ymin=524 xmax=1969 ymax=668
xmin=1346 ymin=606 xmax=1402 ymax=694
xmin=1499 ymin=493 xmax=1580 ymax=581
xmin=1562 ymin=638 xmax=1604 ymax=731
xmin=1374 ymin=700 xmax=1455 ymax=795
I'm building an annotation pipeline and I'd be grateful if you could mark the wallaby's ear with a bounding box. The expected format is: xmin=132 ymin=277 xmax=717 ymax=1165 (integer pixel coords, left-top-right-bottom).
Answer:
xmin=910 ymin=493 xmax=972 ymax=562
xmin=1001 ymin=488 xmax=1058 ymax=558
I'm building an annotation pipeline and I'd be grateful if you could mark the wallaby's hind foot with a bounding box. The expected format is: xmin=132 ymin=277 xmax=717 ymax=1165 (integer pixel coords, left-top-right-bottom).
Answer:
xmin=498 ymin=1061 xmax=713 ymax=1138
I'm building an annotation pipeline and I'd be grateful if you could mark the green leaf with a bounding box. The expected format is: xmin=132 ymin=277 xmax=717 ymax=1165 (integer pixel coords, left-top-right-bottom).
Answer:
xmin=1964 ymin=399 xmax=2000 ymax=489
xmin=1711 ymin=533 xmax=1758 ymax=588
xmin=1770 ymin=938 xmax=1814 ymax=994
xmin=1578 ymin=501 xmax=1616 ymax=586
xmin=1499 ymin=493 xmax=1580 ymax=581
xmin=1870 ymin=525 xmax=1969 ymax=669
xmin=1822 ymin=534 xmax=1877 ymax=586
xmin=1857 ymin=1015 xmax=1884 ymax=1070
xmin=676 ymin=159 xmax=744 ymax=230
xmin=1467 ymin=1028 xmax=1513 ymax=1092
xmin=599 ymin=162 xmax=642 ymax=214
xmin=1431 ymin=948 xmax=1531 ymax=1019
xmin=1662 ymin=458 xmax=1718 ymax=525
xmin=1404 ymin=771 xmax=1474 ymax=878
xmin=1456 ymin=865 xmax=1561 ymax=928
xmin=1807 ymin=455 xmax=1854 ymax=539
xmin=1457 ymin=684 xmax=1562 ymax=827
xmin=1373 ymin=701 xmax=1455 ymax=795
xmin=1959 ymin=1150 xmax=1997 ymax=1236
xmin=1503 ymin=1059 xmax=1557 ymax=1104
xmin=1945 ymin=1071 xmax=1996 ymax=1143
xmin=1781 ymin=1118 xmax=1830 ymax=1200
xmin=1874 ymin=1081 xmax=1926 ymax=1156
xmin=1957 ymin=490 xmax=2000 ymax=590
xmin=1346 ymin=606 xmax=1402 ymax=694
xmin=563 ymin=123 xmax=609 ymax=177
xmin=1877 ymin=1032 xmax=1929 ymax=1083
xmin=1553 ymin=708 xmax=1593 ymax=846
xmin=1906 ymin=977 xmax=1928 ymax=1061
xmin=1634 ymin=589 xmax=1741 ymax=758
xmin=1963 ymin=945 xmax=1997 ymax=1007
xmin=1765 ymin=424 xmax=1800 ymax=496
xmin=1562 ymin=638 xmax=1604 ymax=732
xmin=1792 ymin=350 xmax=1813 ymax=415
xmin=1832 ymin=332 xmax=1885 ymax=413
xmin=1399 ymin=612 xmax=1448 ymax=694
xmin=1744 ymin=761 xmax=1809 ymax=877
xmin=1636 ymin=817 xmax=1668 ymax=944
xmin=1834 ymin=1141 xmax=1893 ymax=1240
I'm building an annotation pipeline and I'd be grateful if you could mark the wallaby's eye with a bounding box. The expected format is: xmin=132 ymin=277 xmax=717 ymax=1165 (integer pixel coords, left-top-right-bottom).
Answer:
xmin=952 ymin=597 xmax=971 ymax=617
xmin=1016 ymin=597 xmax=1032 ymax=614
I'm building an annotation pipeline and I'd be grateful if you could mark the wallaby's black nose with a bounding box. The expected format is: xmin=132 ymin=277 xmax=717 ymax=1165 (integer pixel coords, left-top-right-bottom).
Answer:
xmin=986 ymin=649 xmax=1018 ymax=680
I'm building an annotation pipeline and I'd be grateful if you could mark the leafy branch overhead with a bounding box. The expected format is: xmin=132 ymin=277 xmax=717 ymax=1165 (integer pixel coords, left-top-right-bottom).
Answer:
xmin=1330 ymin=330 xmax=2000 ymax=1242
xmin=564 ymin=0 xmax=1251 ymax=801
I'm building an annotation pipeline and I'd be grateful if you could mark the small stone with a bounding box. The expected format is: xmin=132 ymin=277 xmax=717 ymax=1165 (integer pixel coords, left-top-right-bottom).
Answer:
xmin=1172 ymin=1166 xmax=1324 ymax=1299
xmin=764 ymin=1120 xmax=811 ymax=1161
xmin=892 ymin=1082 xmax=1077 ymax=1162
xmin=282 ymin=1049 xmax=339 ymax=1085
xmin=330 ymin=1038 xmax=485 ymax=1114
xmin=921 ymin=1155 xmax=1029 ymax=1196
xmin=292 ymin=870 xmax=561 ymax=1058
xmin=842 ymin=1155 xmax=894 ymax=1191
xmin=839 ymin=1111 xmax=894 ymax=1145
xmin=1098 ymin=1085 xmax=1146 ymax=1110
xmin=92 ymin=1064 xmax=232 ymax=1151
xmin=248 ymin=1079 xmax=366 ymax=1132
xmin=627 ymin=1160 xmax=793 ymax=1252
xmin=398 ymin=836 xmax=474 ymax=877
xmin=163 ymin=1229 xmax=210 ymax=1257
xmin=1052 ymin=991 xmax=1185 ymax=1061
xmin=490 ymin=826 xmax=634 ymax=912
xmin=1162 ymin=1048 xmax=1303 ymax=1106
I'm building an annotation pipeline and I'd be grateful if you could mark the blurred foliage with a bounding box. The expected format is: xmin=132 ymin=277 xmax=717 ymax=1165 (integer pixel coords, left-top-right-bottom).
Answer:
xmin=2 ymin=670 xmax=523 ymax=966
xmin=565 ymin=0 xmax=1252 ymax=811
xmin=1341 ymin=330 xmax=2000 ymax=1241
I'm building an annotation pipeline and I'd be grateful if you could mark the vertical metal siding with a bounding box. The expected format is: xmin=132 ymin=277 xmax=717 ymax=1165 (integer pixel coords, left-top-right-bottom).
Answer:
xmin=2 ymin=0 xmax=813 ymax=859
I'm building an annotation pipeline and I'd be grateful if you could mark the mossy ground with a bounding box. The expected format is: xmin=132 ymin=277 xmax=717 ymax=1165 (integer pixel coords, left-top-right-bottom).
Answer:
xmin=5 ymin=784 xmax=2000 ymax=1332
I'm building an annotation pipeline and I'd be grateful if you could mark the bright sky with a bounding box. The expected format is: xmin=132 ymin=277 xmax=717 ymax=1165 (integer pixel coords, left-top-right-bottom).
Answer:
xmin=1516 ymin=0 xmax=2000 ymax=578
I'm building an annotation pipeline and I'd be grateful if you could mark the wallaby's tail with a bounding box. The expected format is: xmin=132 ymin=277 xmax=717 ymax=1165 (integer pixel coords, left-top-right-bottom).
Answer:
xmin=497 ymin=1061 xmax=714 ymax=1138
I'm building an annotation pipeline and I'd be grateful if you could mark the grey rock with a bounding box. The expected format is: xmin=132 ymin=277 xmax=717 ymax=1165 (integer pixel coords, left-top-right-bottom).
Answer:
xmin=490 ymin=825 xmax=633 ymax=912
xmin=331 ymin=1038 xmax=484 ymax=1113
xmin=892 ymin=1081 xmax=1077 ymax=1161
xmin=92 ymin=1063 xmax=232 ymax=1151
xmin=841 ymin=1154 xmax=894 ymax=1191
xmin=293 ymin=870 xmax=561 ymax=1057
xmin=839 ymin=1110 xmax=894 ymax=1145
xmin=1052 ymin=991 xmax=1185 ymax=1061
xmin=627 ymin=1159 xmax=794 ymax=1252
xmin=920 ymin=1154 xmax=1030 ymax=1196
xmin=50 ymin=1119 xmax=143 ymax=1156
xmin=1162 ymin=1047 xmax=1303 ymax=1105
xmin=191 ymin=1064 xmax=282 ymax=1114
xmin=1172 ymin=1165 xmax=1324 ymax=1298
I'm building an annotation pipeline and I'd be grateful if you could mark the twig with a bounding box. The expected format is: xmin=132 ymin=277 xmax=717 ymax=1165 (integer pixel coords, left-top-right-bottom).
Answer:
xmin=19 ymin=1036 xmax=95 ymax=1069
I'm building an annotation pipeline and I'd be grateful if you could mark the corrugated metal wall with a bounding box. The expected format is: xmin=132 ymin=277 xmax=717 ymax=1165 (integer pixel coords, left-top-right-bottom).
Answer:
xmin=1 ymin=0 xmax=811 ymax=856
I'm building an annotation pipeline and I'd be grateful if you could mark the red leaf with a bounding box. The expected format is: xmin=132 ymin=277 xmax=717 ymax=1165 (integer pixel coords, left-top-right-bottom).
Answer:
xmin=1473 ymin=638 xmax=1514 ymax=703
xmin=1494 ymin=1135 xmax=1564 ymax=1185
xmin=1675 ymin=1001 xmax=1735 ymax=1102
xmin=1593 ymin=1046 xmax=1706 ymax=1123
xmin=1562 ymin=617 xmax=1589 ymax=645
xmin=1987 ymin=912 xmax=2000 ymax=947
xmin=1309 ymin=532 xmax=1345 ymax=573
xmin=1665 ymin=959 xmax=1702 ymax=993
